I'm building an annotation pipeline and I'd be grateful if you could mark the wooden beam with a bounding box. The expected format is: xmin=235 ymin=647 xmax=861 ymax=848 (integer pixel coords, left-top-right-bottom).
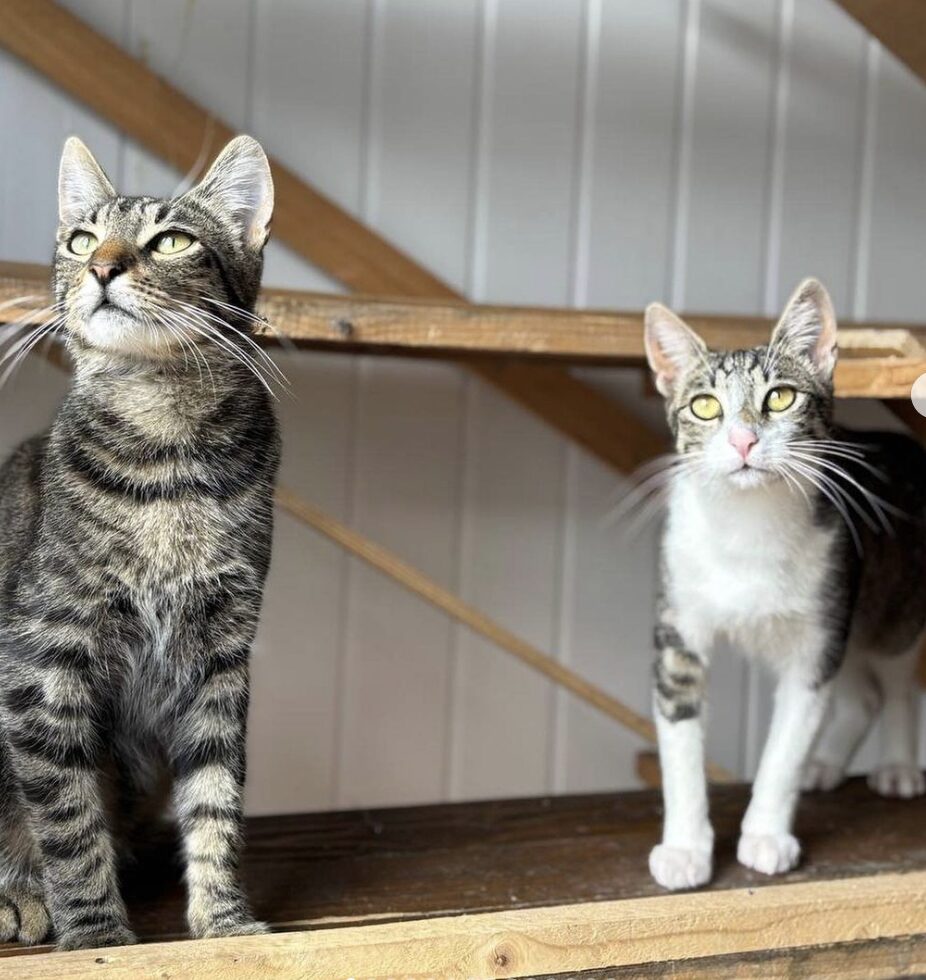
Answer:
xmin=276 ymin=486 xmax=735 ymax=782
xmin=636 ymin=750 xmax=662 ymax=789
xmin=3 ymin=264 xmax=926 ymax=402
xmin=836 ymin=1 xmax=926 ymax=86
xmin=590 ymin=934 xmax=926 ymax=979
xmin=0 ymin=0 xmax=660 ymax=475
xmin=3 ymin=870 xmax=925 ymax=979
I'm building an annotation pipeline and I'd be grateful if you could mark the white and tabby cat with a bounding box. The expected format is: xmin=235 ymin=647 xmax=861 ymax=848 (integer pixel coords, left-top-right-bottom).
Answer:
xmin=644 ymin=278 xmax=926 ymax=891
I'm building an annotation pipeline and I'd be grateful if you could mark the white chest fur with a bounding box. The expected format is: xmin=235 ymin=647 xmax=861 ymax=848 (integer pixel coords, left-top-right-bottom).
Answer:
xmin=662 ymin=478 xmax=836 ymax=663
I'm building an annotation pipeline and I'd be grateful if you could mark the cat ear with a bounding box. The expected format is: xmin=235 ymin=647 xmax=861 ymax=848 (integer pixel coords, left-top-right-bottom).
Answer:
xmin=769 ymin=278 xmax=838 ymax=377
xmin=187 ymin=135 xmax=274 ymax=249
xmin=58 ymin=137 xmax=115 ymax=225
xmin=644 ymin=302 xmax=708 ymax=396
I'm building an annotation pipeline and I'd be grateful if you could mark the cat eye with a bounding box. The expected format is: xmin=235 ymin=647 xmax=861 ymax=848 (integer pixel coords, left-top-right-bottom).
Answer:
xmin=765 ymin=386 xmax=796 ymax=413
xmin=151 ymin=231 xmax=195 ymax=255
xmin=690 ymin=394 xmax=722 ymax=421
xmin=68 ymin=231 xmax=98 ymax=256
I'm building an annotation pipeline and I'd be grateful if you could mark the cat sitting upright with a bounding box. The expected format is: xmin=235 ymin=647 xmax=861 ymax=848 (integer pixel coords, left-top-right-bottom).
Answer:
xmin=644 ymin=278 xmax=926 ymax=891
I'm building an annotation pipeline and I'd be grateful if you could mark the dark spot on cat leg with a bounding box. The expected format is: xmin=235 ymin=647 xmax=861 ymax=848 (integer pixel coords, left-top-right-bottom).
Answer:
xmin=654 ymin=638 xmax=706 ymax=722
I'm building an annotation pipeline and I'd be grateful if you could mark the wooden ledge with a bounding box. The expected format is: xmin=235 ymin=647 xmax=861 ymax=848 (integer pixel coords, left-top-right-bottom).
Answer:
xmin=3 ymin=262 xmax=926 ymax=398
xmin=0 ymin=780 xmax=923 ymax=977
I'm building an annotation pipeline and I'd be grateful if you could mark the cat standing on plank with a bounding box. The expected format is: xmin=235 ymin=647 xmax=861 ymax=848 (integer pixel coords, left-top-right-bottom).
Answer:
xmin=643 ymin=279 xmax=926 ymax=892
xmin=0 ymin=135 xmax=280 ymax=948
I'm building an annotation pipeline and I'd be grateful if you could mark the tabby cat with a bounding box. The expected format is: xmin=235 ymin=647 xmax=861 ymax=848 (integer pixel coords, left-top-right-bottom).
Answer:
xmin=644 ymin=279 xmax=926 ymax=891
xmin=0 ymin=135 xmax=280 ymax=947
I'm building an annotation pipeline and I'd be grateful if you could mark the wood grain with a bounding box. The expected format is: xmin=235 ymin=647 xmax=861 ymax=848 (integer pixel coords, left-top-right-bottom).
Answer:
xmin=2 ymin=263 xmax=925 ymax=401
xmin=3 ymin=870 xmax=925 ymax=979
xmin=0 ymin=0 xmax=664 ymax=475
xmin=836 ymin=1 xmax=926 ymax=88
xmin=0 ymin=780 xmax=920 ymax=969
xmin=534 ymin=934 xmax=926 ymax=979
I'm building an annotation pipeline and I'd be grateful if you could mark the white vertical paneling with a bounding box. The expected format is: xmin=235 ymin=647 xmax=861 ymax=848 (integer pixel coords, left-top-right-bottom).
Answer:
xmin=0 ymin=0 xmax=923 ymax=813
xmin=0 ymin=1 xmax=125 ymax=261
xmin=584 ymin=0 xmax=684 ymax=308
xmin=449 ymin=0 xmax=583 ymax=800
xmin=333 ymin=0 xmax=476 ymax=806
xmin=863 ymin=50 xmax=926 ymax=319
xmin=367 ymin=0 xmax=479 ymax=291
xmin=336 ymin=359 xmax=464 ymax=806
xmin=252 ymin=0 xmax=366 ymax=292
xmin=451 ymin=382 xmax=566 ymax=799
xmin=249 ymin=0 xmax=373 ymax=807
xmin=556 ymin=452 xmax=660 ymax=792
xmin=478 ymin=0 xmax=584 ymax=304
xmin=773 ymin=0 xmax=868 ymax=312
xmin=120 ymin=0 xmax=253 ymax=197
xmin=246 ymin=353 xmax=357 ymax=815
xmin=682 ymin=0 xmax=778 ymax=312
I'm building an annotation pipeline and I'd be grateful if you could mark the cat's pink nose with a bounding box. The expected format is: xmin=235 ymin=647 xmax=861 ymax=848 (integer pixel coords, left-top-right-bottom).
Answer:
xmin=728 ymin=426 xmax=758 ymax=460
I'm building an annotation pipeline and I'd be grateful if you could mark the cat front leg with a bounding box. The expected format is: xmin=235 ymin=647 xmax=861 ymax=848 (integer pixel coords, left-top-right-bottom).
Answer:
xmin=1 ymin=650 xmax=135 ymax=950
xmin=649 ymin=616 xmax=712 ymax=890
xmin=739 ymin=662 xmax=831 ymax=876
xmin=168 ymin=606 xmax=267 ymax=940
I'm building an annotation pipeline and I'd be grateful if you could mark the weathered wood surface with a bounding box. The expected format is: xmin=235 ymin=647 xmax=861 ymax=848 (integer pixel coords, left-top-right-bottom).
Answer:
xmin=2 ymin=263 xmax=925 ymax=400
xmin=535 ymin=934 xmax=926 ymax=979
xmin=0 ymin=781 xmax=921 ymax=975
xmin=0 ymin=780 xmax=920 ymax=946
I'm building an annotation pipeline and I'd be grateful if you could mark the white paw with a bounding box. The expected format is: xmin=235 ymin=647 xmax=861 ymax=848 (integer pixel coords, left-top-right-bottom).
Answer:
xmin=737 ymin=832 xmax=801 ymax=876
xmin=801 ymin=759 xmax=846 ymax=792
xmin=868 ymin=763 xmax=926 ymax=799
xmin=649 ymin=843 xmax=712 ymax=891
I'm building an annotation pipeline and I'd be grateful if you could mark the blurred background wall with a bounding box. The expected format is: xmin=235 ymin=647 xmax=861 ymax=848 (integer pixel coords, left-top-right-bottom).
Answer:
xmin=0 ymin=0 xmax=923 ymax=815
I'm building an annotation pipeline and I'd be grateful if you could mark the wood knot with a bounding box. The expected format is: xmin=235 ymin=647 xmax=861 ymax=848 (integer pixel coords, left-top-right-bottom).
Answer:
xmin=335 ymin=318 xmax=354 ymax=338
xmin=492 ymin=940 xmax=517 ymax=971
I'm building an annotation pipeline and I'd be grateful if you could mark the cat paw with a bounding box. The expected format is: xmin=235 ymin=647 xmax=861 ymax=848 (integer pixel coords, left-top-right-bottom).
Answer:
xmin=801 ymin=759 xmax=846 ymax=792
xmin=649 ymin=843 xmax=712 ymax=890
xmin=868 ymin=763 xmax=926 ymax=799
xmin=56 ymin=925 xmax=137 ymax=951
xmin=198 ymin=918 xmax=270 ymax=939
xmin=737 ymin=832 xmax=801 ymax=876
xmin=0 ymin=888 xmax=51 ymax=945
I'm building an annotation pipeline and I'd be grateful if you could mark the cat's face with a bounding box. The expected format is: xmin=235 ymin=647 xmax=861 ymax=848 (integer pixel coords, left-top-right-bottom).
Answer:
xmin=645 ymin=280 xmax=838 ymax=490
xmin=53 ymin=136 xmax=273 ymax=360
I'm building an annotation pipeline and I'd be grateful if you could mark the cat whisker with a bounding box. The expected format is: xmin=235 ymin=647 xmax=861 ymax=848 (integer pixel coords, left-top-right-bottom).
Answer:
xmin=155 ymin=309 xmax=217 ymax=398
xmin=788 ymin=443 xmax=890 ymax=484
xmin=163 ymin=312 xmax=277 ymax=398
xmin=0 ymin=316 xmax=67 ymax=390
xmin=202 ymin=296 xmax=298 ymax=355
xmin=786 ymin=449 xmax=900 ymax=532
xmin=148 ymin=290 xmax=285 ymax=394
xmin=604 ymin=453 xmax=704 ymax=531
xmin=176 ymin=299 xmax=288 ymax=386
xmin=780 ymin=458 xmax=864 ymax=553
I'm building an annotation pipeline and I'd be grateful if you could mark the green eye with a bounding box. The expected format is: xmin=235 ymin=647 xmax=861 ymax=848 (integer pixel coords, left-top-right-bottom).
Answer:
xmin=690 ymin=394 xmax=722 ymax=421
xmin=152 ymin=231 xmax=195 ymax=255
xmin=765 ymin=386 xmax=796 ymax=413
xmin=68 ymin=231 xmax=98 ymax=256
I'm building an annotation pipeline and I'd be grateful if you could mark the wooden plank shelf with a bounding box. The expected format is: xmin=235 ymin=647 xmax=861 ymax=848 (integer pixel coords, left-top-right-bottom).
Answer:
xmin=3 ymin=262 xmax=926 ymax=399
xmin=2 ymin=780 xmax=924 ymax=977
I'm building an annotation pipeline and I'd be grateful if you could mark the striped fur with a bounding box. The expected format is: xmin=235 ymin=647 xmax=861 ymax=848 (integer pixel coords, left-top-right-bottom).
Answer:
xmin=0 ymin=136 xmax=279 ymax=948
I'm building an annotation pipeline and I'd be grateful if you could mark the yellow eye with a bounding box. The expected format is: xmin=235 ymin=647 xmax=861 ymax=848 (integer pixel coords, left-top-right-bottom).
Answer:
xmin=68 ymin=231 xmax=98 ymax=256
xmin=152 ymin=231 xmax=194 ymax=255
xmin=690 ymin=394 xmax=722 ymax=420
xmin=765 ymin=386 xmax=796 ymax=413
